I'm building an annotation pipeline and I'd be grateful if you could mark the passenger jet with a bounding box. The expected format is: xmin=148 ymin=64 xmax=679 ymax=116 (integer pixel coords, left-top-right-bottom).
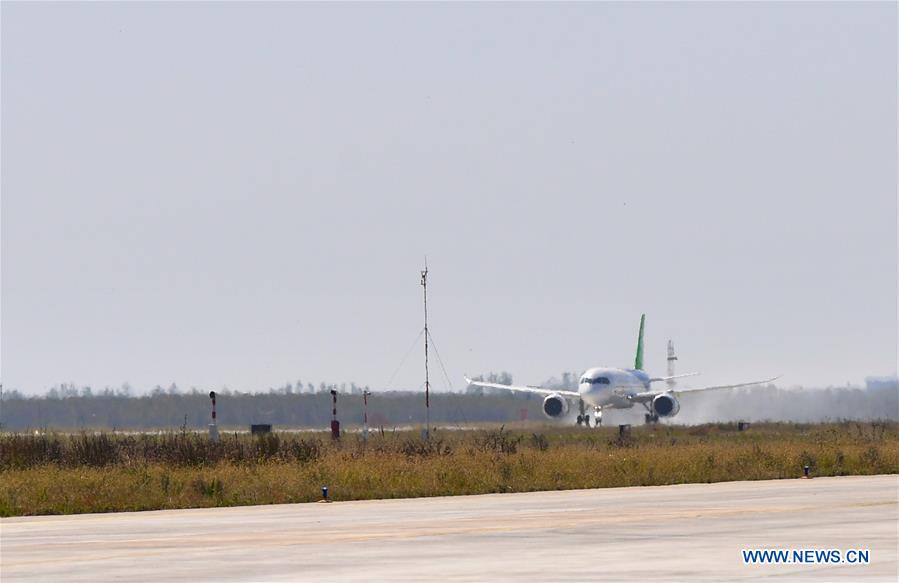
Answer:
xmin=465 ymin=315 xmax=779 ymax=426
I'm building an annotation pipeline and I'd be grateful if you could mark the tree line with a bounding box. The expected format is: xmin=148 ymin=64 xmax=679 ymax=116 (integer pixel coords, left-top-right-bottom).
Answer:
xmin=0 ymin=372 xmax=544 ymax=431
xmin=1 ymin=375 xmax=894 ymax=431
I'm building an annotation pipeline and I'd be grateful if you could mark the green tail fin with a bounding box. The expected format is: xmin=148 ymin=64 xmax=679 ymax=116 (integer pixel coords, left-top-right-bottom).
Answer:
xmin=634 ymin=314 xmax=646 ymax=370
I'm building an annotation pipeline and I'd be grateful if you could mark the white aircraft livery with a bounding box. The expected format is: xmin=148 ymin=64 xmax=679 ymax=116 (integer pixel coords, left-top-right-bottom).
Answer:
xmin=465 ymin=315 xmax=779 ymax=426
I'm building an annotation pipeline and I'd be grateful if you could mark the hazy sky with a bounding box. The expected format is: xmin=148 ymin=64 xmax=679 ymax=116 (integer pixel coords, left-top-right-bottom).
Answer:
xmin=3 ymin=2 xmax=896 ymax=395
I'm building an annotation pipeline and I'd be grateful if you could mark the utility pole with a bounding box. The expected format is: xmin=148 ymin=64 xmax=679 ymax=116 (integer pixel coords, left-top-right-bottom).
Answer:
xmin=421 ymin=260 xmax=430 ymax=440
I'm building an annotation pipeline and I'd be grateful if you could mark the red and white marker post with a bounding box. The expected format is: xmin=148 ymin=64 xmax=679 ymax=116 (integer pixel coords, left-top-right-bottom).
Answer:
xmin=208 ymin=391 xmax=219 ymax=442
xmin=330 ymin=389 xmax=340 ymax=440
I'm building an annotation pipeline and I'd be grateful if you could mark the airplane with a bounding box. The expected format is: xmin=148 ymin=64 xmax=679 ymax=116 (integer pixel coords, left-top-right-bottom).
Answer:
xmin=465 ymin=314 xmax=780 ymax=426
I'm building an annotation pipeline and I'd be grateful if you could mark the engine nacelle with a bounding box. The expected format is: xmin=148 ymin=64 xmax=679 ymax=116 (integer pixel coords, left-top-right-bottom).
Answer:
xmin=652 ymin=393 xmax=680 ymax=418
xmin=542 ymin=394 xmax=570 ymax=418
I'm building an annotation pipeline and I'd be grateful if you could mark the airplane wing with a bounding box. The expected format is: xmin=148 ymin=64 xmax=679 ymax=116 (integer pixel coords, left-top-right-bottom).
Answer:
xmin=464 ymin=376 xmax=580 ymax=398
xmin=628 ymin=375 xmax=781 ymax=403
xmin=648 ymin=372 xmax=700 ymax=383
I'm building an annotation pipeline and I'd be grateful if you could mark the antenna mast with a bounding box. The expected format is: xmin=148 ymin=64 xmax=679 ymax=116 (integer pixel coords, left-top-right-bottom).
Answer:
xmin=666 ymin=340 xmax=678 ymax=390
xmin=421 ymin=260 xmax=430 ymax=439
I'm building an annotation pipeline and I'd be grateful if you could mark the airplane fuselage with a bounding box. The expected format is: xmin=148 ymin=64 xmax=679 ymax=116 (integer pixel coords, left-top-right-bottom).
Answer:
xmin=577 ymin=367 xmax=651 ymax=410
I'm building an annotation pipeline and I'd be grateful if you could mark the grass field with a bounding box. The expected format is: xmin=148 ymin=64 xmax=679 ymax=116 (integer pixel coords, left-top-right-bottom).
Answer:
xmin=1 ymin=421 xmax=896 ymax=517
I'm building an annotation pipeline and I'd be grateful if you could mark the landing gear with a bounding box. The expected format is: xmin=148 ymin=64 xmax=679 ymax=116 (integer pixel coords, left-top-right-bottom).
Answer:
xmin=576 ymin=402 xmax=603 ymax=429
xmin=640 ymin=401 xmax=661 ymax=424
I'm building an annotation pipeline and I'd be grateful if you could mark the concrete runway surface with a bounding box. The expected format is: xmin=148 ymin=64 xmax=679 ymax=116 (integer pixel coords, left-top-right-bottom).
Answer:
xmin=2 ymin=475 xmax=896 ymax=582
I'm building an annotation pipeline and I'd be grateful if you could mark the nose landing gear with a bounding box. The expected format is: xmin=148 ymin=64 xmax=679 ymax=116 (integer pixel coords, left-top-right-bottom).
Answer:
xmin=576 ymin=400 xmax=602 ymax=428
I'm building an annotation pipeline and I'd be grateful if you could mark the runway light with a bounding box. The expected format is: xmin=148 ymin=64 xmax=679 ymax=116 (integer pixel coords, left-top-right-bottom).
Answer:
xmin=321 ymin=486 xmax=330 ymax=503
xmin=802 ymin=465 xmax=811 ymax=479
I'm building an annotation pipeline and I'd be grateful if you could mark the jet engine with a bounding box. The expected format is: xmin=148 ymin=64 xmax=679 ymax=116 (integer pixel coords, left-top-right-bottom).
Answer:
xmin=542 ymin=394 xmax=570 ymax=418
xmin=651 ymin=393 xmax=680 ymax=418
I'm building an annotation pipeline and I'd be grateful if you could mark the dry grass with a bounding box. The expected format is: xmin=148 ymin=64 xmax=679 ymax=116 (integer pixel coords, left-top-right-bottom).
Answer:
xmin=1 ymin=422 xmax=896 ymax=516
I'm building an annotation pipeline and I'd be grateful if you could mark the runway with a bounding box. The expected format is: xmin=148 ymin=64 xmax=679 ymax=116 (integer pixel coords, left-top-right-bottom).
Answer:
xmin=2 ymin=475 xmax=896 ymax=581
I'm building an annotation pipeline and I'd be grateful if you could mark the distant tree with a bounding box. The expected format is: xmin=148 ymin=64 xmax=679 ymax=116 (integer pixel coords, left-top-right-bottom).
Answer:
xmin=60 ymin=384 xmax=79 ymax=398
xmin=3 ymin=388 xmax=23 ymax=400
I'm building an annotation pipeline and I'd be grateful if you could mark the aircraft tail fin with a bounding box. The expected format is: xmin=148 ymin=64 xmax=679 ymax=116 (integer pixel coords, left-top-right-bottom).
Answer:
xmin=634 ymin=314 xmax=646 ymax=370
